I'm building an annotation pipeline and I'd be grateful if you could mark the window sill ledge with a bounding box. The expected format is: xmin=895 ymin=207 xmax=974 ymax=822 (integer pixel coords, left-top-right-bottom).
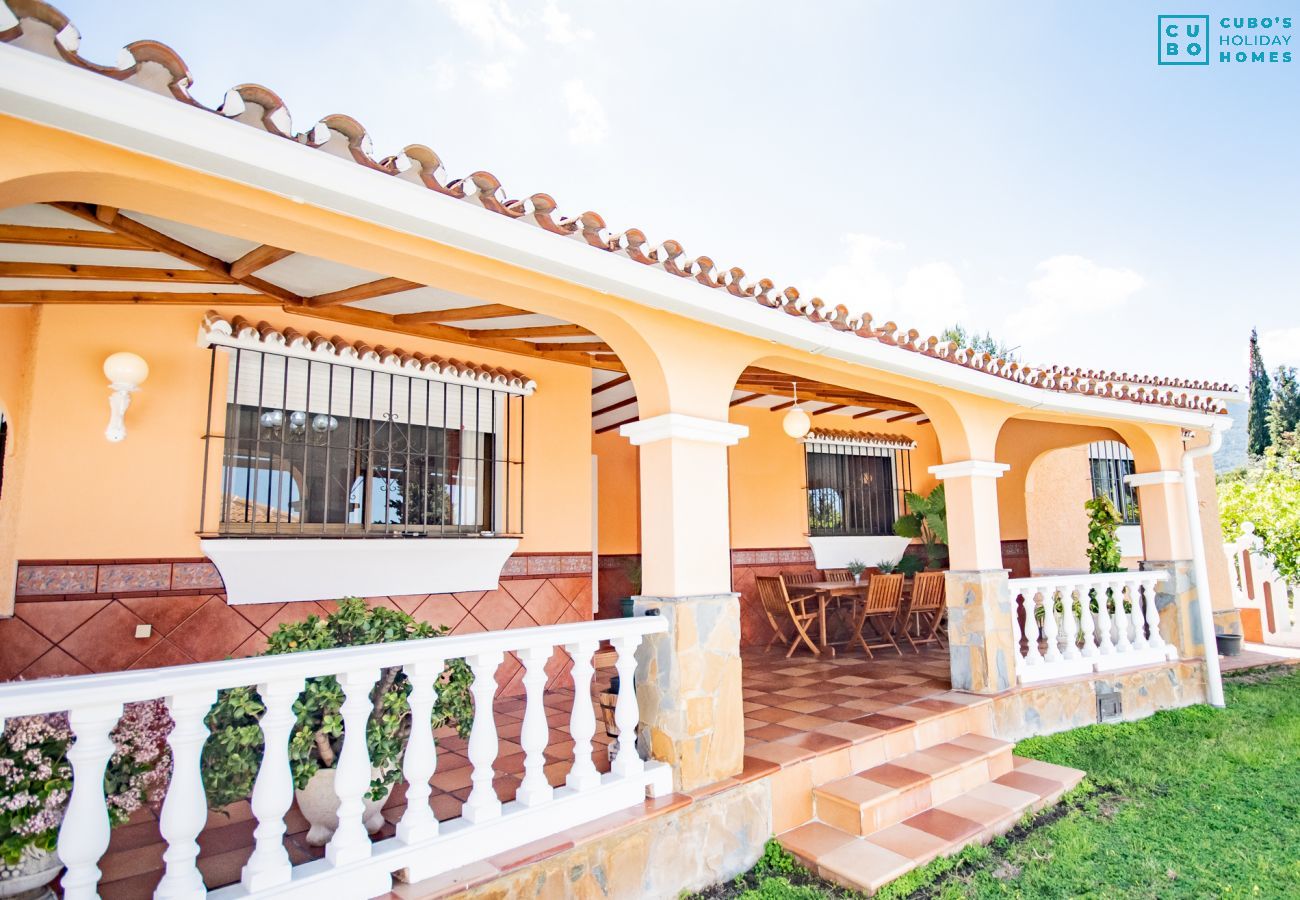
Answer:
xmin=200 ymin=536 xmax=520 ymax=605
xmin=807 ymin=535 xmax=912 ymax=570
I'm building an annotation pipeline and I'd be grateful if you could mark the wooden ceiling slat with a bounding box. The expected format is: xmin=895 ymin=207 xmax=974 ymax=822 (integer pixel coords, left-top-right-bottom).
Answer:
xmin=529 ymin=342 xmax=613 ymax=352
xmin=393 ymin=304 xmax=531 ymax=325
xmin=0 ymin=224 xmax=146 ymax=249
xmin=852 ymin=409 xmax=885 ymax=419
xmin=595 ymin=414 xmax=639 ymax=435
xmin=885 ymin=412 xmax=917 ymax=423
xmin=0 ymin=290 xmax=272 ymax=305
xmin=592 ymin=394 xmax=639 ymax=418
xmin=470 ymin=324 xmax=595 ymax=339
xmin=0 ymin=262 xmax=234 ymax=283
xmin=307 ymin=277 xmax=422 ymax=308
xmin=811 ymin=404 xmax=848 ymax=416
xmin=592 ymin=374 xmax=632 ymax=395
xmin=230 ymin=245 xmax=294 ymax=279
xmin=729 ymin=392 xmax=764 ymax=407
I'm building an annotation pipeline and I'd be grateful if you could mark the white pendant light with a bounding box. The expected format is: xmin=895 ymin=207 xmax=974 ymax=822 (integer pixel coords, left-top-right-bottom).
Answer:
xmin=782 ymin=380 xmax=812 ymax=439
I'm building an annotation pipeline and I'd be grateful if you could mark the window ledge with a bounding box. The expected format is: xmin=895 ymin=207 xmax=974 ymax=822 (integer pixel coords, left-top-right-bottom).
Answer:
xmin=807 ymin=535 xmax=912 ymax=570
xmin=200 ymin=537 xmax=520 ymax=605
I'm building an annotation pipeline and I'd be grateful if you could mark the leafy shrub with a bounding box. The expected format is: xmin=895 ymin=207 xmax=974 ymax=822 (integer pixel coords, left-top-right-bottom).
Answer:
xmin=893 ymin=485 xmax=948 ymax=569
xmin=1219 ymin=432 xmax=1300 ymax=581
xmin=201 ymin=598 xmax=473 ymax=808
xmin=1085 ymin=495 xmax=1123 ymax=574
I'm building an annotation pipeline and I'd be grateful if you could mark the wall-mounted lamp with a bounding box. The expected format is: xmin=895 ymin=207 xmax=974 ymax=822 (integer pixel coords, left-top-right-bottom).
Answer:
xmin=782 ymin=380 xmax=812 ymax=439
xmin=103 ymin=352 xmax=149 ymax=442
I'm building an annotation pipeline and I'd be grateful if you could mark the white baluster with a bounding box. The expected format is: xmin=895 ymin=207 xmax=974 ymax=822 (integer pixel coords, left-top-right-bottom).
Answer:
xmin=516 ymin=644 xmax=554 ymax=807
xmin=610 ymin=633 xmax=643 ymax=778
xmin=1143 ymin=580 xmax=1167 ymax=652
xmin=463 ymin=650 xmax=504 ymax=823
xmin=1078 ymin=585 xmax=1098 ymax=658
xmin=1113 ymin=580 xmax=1134 ymax=654
xmin=156 ymin=690 xmax=216 ymax=900
xmin=58 ymin=703 xmax=123 ymax=900
xmin=1041 ymin=587 xmax=1062 ymax=663
xmin=1128 ymin=581 xmax=1148 ymax=650
xmin=326 ymin=667 xmax=379 ymax=867
xmin=1061 ymin=586 xmax=1080 ymax=661
xmin=564 ymin=639 xmax=601 ymax=792
xmin=1094 ymin=582 xmax=1116 ymax=656
xmin=1022 ymin=588 xmax=1043 ymax=666
xmin=242 ymin=677 xmax=302 ymax=892
xmin=1012 ymin=593 xmax=1027 ymax=668
xmin=396 ymin=659 xmax=441 ymax=843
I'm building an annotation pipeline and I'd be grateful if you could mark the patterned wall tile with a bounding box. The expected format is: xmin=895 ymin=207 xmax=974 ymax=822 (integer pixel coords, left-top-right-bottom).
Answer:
xmin=97 ymin=563 xmax=173 ymax=593
xmin=170 ymin=562 xmax=224 ymax=590
xmin=16 ymin=565 xmax=98 ymax=595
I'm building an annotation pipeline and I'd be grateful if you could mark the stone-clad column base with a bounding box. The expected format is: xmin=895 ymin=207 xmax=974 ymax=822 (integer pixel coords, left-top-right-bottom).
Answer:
xmin=1141 ymin=559 xmax=1202 ymax=658
xmin=945 ymin=570 xmax=1016 ymax=694
xmin=633 ymin=593 xmax=744 ymax=793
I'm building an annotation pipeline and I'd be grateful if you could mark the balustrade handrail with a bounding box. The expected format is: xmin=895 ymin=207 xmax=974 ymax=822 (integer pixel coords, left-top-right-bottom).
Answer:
xmin=1009 ymin=571 xmax=1163 ymax=592
xmin=0 ymin=615 xmax=667 ymax=719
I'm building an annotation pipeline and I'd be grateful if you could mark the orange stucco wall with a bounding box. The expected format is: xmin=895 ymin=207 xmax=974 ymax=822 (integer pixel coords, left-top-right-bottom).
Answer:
xmin=1024 ymin=445 xmax=1093 ymax=572
xmin=1 ymin=304 xmax=593 ymax=563
xmin=593 ymin=429 xmax=639 ymax=555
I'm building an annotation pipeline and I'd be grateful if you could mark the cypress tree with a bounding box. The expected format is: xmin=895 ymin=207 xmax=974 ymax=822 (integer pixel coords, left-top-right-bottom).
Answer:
xmin=1248 ymin=328 xmax=1272 ymax=455
xmin=1268 ymin=365 xmax=1300 ymax=441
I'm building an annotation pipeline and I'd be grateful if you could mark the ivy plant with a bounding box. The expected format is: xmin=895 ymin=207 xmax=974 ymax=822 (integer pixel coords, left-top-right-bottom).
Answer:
xmin=201 ymin=598 xmax=473 ymax=809
xmin=1086 ymin=495 xmax=1124 ymax=574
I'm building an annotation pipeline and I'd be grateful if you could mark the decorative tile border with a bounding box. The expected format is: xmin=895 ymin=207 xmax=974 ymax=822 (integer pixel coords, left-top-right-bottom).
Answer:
xmin=731 ymin=547 xmax=815 ymax=567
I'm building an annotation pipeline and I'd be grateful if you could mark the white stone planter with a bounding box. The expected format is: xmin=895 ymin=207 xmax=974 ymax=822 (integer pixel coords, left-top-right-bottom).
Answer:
xmin=0 ymin=847 xmax=62 ymax=900
xmin=295 ymin=767 xmax=393 ymax=846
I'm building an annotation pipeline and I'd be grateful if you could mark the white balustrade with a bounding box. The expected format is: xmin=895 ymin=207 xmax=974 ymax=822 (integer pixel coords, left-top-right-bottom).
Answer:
xmin=1010 ymin=572 xmax=1173 ymax=685
xmin=1226 ymin=522 xmax=1300 ymax=640
xmin=0 ymin=615 xmax=670 ymax=899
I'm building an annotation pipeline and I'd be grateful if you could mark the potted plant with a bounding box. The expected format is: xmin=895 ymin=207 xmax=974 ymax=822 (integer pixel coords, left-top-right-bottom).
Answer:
xmin=202 ymin=598 xmax=473 ymax=846
xmin=846 ymin=559 xmax=868 ymax=585
xmin=893 ymin=485 xmax=949 ymax=569
xmin=895 ymin=553 xmax=925 ymax=578
xmin=619 ymin=557 xmax=643 ymax=618
xmin=1 ymin=701 xmax=171 ymax=900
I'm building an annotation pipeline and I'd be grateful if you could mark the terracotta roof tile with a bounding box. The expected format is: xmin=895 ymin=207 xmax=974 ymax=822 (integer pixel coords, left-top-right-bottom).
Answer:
xmin=0 ymin=1 xmax=1236 ymax=416
xmin=803 ymin=429 xmax=917 ymax=450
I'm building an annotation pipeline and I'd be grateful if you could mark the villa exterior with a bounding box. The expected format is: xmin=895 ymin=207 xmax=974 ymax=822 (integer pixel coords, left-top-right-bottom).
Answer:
xmin=0 ymin=3 xmax=1247 ymax=898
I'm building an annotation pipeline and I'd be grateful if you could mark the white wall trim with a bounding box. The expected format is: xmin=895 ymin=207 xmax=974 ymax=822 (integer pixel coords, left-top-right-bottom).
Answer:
xmin=201 ymin=537 xmax=519 ymax=605
xmin=619 ymin=413 xmax=748 ymax=446
xmin=928 ymin=460 xmax=1011 ymax=480
xmin=0 ymin=44 xmax=1228 ymax=432
xmin=1124 ymin=470 xmax=1183 ymax=487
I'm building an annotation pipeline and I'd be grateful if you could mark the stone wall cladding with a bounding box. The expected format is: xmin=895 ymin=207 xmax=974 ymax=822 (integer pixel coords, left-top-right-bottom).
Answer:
xmin=634 ymin=593 xmax=745 ymax=792
xmin=1 ymin=554 xmax=595 ymax=694
xmin=945 ymin=569 xmax=1017 ymax=694
xmin=1141 ymin=559 xmax=1202 ymax=659
xmin=457 ymin=781 xmax=769 ymax=899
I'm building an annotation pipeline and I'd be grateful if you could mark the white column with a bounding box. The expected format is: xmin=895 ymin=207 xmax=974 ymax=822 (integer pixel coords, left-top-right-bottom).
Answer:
xmin=1143 ymin=580 xmax=1168 ymax=654
xmin=462 ymin=650 xmax=503 ymax=822
xmin=610 ymin=633 xmax=644 ymax=778
xmin=396 ymin=659 xmax=441 ymax=843
xmin=564 ymin=639 xmax=601 ymax=792
xmin=58 ymin=703 xmax=123 ymax=900
xmin=326 ymin=668 xmax=380 ymax=867
xmin=1113 ymin=581 xmax=1134 ymax=654
xmin=242 ymin=677 xmax=303 ymax=892
xmin=156 ymin=690 xmax=216 ymax=900
xmin=928 ymin=460 xmax=1011 ymax=571
xmin=515 ymin=644 xmax=554 ymax=807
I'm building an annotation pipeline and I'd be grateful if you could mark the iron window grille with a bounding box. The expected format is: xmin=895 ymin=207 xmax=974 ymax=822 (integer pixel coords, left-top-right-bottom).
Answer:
xmin=200 ymin=346 xmax=525 ymax=538
xmin=1088 ymin=441 xmax=1139 ymax=526
xmin=803 ymin=439 xmax=912 ymax=537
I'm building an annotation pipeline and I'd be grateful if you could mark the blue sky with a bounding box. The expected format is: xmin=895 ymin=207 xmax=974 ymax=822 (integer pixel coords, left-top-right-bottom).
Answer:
xmin=55 ymin=1 xmax=1299 ymax=385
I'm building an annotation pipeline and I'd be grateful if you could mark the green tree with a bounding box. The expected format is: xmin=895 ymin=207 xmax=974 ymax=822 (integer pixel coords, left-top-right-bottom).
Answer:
xmin=1219 ymin=432 xmax=1300 ymax=581
xmin=1267 ymin=365 xmax=1300 ymax=441
xmin=941 ymin=324 xmax=1019 ymax=361
xmin=1248 ymin=328 xmax=1272 ymax=455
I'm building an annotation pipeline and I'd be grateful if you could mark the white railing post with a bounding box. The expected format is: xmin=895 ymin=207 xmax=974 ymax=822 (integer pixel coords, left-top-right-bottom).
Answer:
xmin=1078 ymin=584 xmax=1098 ymax=658
xmin=515 ymin=644 xmax=554 ymax=807
xmin=325 ymin=667 xmax=380 ymax=867
xmin=564 ymin=639 xmax=601 ymax=792
xmin=1093 ymin=581 xmax=1116 ymax=656
xmin=1143 ymin=580 xmax=1167 ymax=653
xmin=156 ymin=690 xmax=216 ymax=900
xmin=609 ymin=633 xmax=643 ymax=778
xmin=462 ymin=650 xmax=504 ymax=823
xmin=242 ymin=677 xmax=303 ymax=892
xmin=1113 ymin=581 xmax=1134 ymax=654
xmin=1127 ymin=580 xmax=1148 ymax=650
xmin=1022 ymin=588 xmax=1044 ymax=667
xmin=58 ymin=703 xmax=123 ymax=900
xmin=1061 ymin=585 xmax=1081 ymax=661
xmin=396 ymin=659 xmax=441 ymax=844
xmin=1041 ymin=587 xmax=1062 ymax=663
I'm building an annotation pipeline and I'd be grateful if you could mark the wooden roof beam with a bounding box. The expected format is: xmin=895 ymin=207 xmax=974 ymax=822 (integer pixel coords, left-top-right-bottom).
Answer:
xmin=592 ymin=374 xmax=632 ymax=395
xmin=393 ymin=304 xmax=532 ymax=325
xmin=471 ymin=324 xmax=595 ymax=339
xmin=0 ymin=290 xmax=272 ymax=305
xmin=0 ymin=224 xmax=146 ymax=249
xmin=230 ymin=245 xmax=294 ymax=279
xmin=0 ymin=262 xmax=235 ymax=283
xmin=307 ymin=276 xmax=422 ymax=308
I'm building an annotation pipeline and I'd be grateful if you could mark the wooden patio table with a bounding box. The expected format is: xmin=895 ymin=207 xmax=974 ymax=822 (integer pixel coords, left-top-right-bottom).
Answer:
xmin=786 ymin=581 xmax=868 ymax=655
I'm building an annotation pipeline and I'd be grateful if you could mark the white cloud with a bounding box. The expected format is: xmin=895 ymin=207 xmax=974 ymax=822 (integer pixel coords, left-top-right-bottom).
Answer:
xmin=1259 ymin=327 xmax=1300 ymax=369
xmin=806 ymin=233 xmax=968 ymax=335
xmin=563 ymin=79 xmax=608 ymax=147
xmin=436 ymin=0 xmax=525 ymax=51
xmin=542 ymin=2 xmax=594 ymax=43
xmin=1005 ymin=255 xmax=1145 ymax=344
xmin=430 ymin=59 xmax=458 ymax=92
xmin=475 ymin=61 xmax=513 ymax=90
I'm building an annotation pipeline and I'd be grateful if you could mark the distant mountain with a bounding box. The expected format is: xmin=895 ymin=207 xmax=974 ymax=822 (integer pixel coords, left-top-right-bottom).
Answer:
xmin=1216 ymin=400 xmax=1248 ymax=473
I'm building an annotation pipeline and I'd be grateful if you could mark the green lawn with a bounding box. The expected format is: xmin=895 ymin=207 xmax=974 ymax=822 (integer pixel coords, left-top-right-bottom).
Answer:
xmin=703 ymin=665 xmax=1300 ymax=899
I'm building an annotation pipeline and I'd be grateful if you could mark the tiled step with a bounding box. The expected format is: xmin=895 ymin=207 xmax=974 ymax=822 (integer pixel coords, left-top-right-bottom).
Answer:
xmin=812 ymin=733 xmax=1013 ymax=836
xmin=781 ymin=755 xmax=1085 ymax=895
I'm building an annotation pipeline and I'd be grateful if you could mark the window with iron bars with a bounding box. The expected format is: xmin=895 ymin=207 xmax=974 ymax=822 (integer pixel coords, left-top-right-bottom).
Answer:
xmin=201 ymin=347 xmax=525 ymax=538
xmin=803 ymin=440 xmax=912 ymax=537
xmin=1088 ymin=441 xmax=1139 ymax=526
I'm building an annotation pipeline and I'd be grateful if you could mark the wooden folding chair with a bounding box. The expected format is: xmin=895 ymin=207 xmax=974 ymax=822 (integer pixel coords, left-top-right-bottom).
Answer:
xmin=823 ymin=569 xmax=853 ymax=583
xmin=849 ymin=573 xmax=905 ymax=658
xmin=782 ymin=571 xmax=817 ymax=586
xmin=756 ymin=575 xmax=821 ymax=657
xmin=902 ymin=571 xmax=947 ymax=651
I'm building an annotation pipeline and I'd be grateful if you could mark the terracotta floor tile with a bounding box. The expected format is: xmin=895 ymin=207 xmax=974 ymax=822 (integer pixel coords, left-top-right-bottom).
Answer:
xmin=745 ymin=740 xmax=817 ymax=767
xmin=815 ymin=838 xmax=914 ymax=893
xmin=851 ymin=713 xmax=916 ymax=732
xmin=1014 ymin=758 xmax=1084 ymax=785
xmin=922 ymin=741 xmax=987 ymax=765
xmin=774 ymin=698 xmax=834 ymax=714
xmin=776 ymin=731 xmax=852 ymax=754
xmin=738 ymin=755 xmax=782 ymax=782
xmin=935 ymin=794 xmax=1019 ymax=833
xmin=748 ymin=706 xmax=802 ymax=724
xmin=779 ymin=821 xmax=857 ymax=861
xmin=994 ymin=770 xmax=1062 ymax=798
xmin=817 ymin=774 xmax=894 ymax=806
xmin=904 ymin=808 xmax=983 ymax=844
xmin=859 ymin=763 xmax=929 ymax=791
xmin=965 ymin=780 xmax=1040 ymax=811
xmin=780 ymin=714 xmax=838 ymax=731
xmin=486 ymin=834 xmax=574 ymax=871
xmin=747 ymin=722 xmax=805 ymax=742
xmin=392 ymin=860 xmax=501 ymax=898
xmin=951 ymin=733 xmax=1009 ymax=754
xmin=866 ymin=821 xmax=953 ymax=866
xmin=819 ymin=721 xmax=880 ymax=744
